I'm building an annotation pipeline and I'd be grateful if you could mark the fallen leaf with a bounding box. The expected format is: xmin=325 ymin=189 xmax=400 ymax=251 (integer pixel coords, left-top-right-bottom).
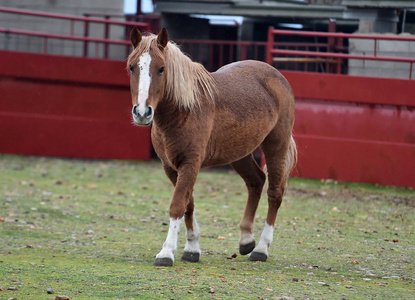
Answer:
xmin=54 ymin=296 xmax=71 ymax=300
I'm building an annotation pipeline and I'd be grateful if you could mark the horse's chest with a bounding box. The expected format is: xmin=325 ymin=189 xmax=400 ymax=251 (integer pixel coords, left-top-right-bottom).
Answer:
xmin=150 ymin=128 xmax=168 ymax=159
xmin=151 ymin=127 xmax=188 ymax=168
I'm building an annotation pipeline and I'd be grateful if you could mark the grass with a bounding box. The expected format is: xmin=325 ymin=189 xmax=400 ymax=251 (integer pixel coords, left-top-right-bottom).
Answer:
xmin=0 ymin=154 xmax=414 ymax=299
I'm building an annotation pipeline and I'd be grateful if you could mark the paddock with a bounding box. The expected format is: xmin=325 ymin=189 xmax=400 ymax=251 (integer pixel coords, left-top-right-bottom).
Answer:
xmin=0 ymin=155 xmax=413 ymax=298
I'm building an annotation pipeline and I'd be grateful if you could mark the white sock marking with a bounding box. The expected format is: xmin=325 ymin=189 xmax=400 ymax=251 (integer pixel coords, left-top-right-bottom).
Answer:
xmin=156 ymin=217 xmax=183 ymax=262
xmin=137 ymin=52 xmax=152 ymax=116
xmin=253 ymin=223 xmax=274 ymax=255
xmin=240 ymin=231 xmax=255 ymax=246
xmin=184 ymin=212 xmax=201 ymax=254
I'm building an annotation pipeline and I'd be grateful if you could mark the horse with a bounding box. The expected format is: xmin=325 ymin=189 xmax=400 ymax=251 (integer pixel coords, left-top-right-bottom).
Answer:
xmin=127 ymin=27 xmax=297 ymax=266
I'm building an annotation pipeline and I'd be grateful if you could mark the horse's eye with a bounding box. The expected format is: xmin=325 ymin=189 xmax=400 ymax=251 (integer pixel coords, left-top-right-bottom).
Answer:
xmin=129 ymin=65 xmax=134 ymax=73
xmin=159 ymin=67 xmax=165 ymax=74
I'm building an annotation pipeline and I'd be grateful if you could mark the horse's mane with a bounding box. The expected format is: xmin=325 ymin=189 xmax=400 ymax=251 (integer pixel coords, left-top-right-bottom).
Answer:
xmin=127 ymin=34 xmax=217 ymax=110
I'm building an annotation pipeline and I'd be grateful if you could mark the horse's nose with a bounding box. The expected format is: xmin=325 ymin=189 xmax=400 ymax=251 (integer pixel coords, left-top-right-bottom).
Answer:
xmin=132 ymin=104 xmax=152 ymax=118
xmin=132 ymin=104 xmax=154 ymax=126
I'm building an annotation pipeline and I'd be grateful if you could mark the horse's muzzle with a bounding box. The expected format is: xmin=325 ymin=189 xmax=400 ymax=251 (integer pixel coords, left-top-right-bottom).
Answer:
xmin=132 ymin=105 xmax=154 ymax=126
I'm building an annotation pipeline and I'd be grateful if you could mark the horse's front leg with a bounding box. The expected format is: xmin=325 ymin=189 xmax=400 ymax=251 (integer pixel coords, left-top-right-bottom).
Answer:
xmin=154 ymin=164 xmax=199 ymax=267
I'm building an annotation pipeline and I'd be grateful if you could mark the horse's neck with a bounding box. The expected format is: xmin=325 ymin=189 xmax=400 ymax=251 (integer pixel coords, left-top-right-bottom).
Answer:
xmin=153 ymin=96 xmax=187 ymax=130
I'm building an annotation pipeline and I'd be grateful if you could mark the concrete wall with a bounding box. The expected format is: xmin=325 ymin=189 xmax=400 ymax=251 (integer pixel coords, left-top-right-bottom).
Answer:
xmin=0 ymin=0 xmax=127 ymax=60
xmin=348 ymin=34 xmax=415 ymax=79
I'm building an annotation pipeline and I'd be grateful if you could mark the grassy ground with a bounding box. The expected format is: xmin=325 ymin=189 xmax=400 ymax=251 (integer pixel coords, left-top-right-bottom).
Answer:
xmin=0 ymin=154 xmax=414 ymax=300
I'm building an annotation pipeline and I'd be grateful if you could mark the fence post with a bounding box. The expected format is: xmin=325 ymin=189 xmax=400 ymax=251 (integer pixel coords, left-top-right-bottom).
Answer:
xmin=83 ymin=14 xmax=90 ymax=57
xmin=240 ymin=44 xmax=247 ymax=61
xmin=266 ymin=27 xmax=274 ymax=65
xmin=104 ymin=15 xmax=110 ymax=59
xmin=328 ymin=20 xmax=336 ymax=73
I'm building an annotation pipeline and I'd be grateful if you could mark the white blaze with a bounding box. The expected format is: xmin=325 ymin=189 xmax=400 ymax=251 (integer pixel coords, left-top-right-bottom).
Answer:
xmin=137 ymin=52 xmax=152 ymax=116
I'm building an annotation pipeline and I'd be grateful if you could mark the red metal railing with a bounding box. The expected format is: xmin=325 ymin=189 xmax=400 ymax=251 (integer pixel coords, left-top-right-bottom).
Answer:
xmin=267 ymin=27 xmax=415 ymax=79
xmin=176 ymin=39 xmax=334 ymax=73
xmin=175 ymin=39 xmax=267 ymax=72
xmin=0 ymin=6 xmax=150 ymax=59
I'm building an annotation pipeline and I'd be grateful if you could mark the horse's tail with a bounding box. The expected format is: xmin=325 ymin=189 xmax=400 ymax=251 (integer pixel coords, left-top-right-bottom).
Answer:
xmin=282 ymin=134 xmax=297 ymax=189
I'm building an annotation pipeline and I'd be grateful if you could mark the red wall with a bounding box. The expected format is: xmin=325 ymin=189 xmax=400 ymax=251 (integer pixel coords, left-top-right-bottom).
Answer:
xmin=1 ymin=51 xmax=414 ymax=187
xmin=282 ymin=71 xmax=415 ymax=187
xmin=0 ymin=51 xmax=151 ymax=160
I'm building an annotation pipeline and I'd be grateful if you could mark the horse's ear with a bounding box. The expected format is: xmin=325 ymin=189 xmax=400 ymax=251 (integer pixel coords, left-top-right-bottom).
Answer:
xmin=157 ymin=28 xmax=169 ymax=50
xmin=130 ymin=27 xmax=142 ymax=49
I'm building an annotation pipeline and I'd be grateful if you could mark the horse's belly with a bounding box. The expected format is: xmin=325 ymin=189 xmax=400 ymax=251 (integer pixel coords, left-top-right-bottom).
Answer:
xmin=202 ymin=122 xmax=270 ymax=167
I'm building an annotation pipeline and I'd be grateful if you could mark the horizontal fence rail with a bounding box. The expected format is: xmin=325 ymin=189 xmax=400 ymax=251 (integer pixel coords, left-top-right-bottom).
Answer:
xmin=267 ymin=28 xmax=415 ymax=79
xmin=0 ymin=6 xmax=150 ymax=59
xmin=175 ymin=39 xmax=267 ymax=72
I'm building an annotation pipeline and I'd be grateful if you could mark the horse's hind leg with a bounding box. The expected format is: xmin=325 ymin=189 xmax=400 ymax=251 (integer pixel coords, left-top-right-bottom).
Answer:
xmin=249 ymin=133 xmax=292 ymax=262
xmin=230 ymin=154 xmax=266 ymax=256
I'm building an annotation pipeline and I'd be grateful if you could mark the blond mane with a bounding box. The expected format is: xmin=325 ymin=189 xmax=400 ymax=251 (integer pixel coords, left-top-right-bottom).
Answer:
xmin=127 ymin=34 xmax=217 ymax=110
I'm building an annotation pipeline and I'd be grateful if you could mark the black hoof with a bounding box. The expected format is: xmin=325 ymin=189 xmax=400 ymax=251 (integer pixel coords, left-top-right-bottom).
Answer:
xmin=249 ymin=251 xmax=268 ymax=262
xmin=181 ymin=252 xmax=200 ymax=263
xmin=239 ymin=241 xmax=255 ymax=255
xmin=154 ymin=257 xmax=174 ymax=267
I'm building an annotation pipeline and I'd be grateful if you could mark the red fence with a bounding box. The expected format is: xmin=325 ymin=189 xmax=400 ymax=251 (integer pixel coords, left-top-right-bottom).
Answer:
xmin=267 ymin=27 xmax=415 ymax=79
xmin=0 ymin=50 xmax=151 ymax=160
xmin=266 ymin=28 xmax=415 ymax=187
xmin=176 ymin=39 xmax=267 ymax=72
xmin=285 ymin=71 xmax=415 ymax=187
xmin=1 ymin=7 xmax=415 ymax=187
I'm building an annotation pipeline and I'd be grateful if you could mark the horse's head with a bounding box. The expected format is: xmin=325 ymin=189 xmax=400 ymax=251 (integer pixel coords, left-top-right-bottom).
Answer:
xmin=128 ymin=28 xmax=169 ymax=126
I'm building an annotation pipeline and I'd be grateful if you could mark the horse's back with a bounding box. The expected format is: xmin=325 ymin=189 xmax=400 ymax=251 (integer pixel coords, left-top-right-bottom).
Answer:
xmin=212 ymin=60 xmax=294 ymax=124
xmin=201 ymin=60 xmax=295 ymax=167
xmin=213 ymin=60 xmax=294 ymax=110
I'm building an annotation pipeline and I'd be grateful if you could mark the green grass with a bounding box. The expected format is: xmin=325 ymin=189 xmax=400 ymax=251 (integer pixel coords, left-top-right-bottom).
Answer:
xmin=0 ymin=154 xmax=414 ymax=299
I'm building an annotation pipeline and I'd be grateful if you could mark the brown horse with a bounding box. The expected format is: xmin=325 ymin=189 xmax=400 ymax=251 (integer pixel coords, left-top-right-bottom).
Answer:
xmin=127 ymin=28 xmax=297 ymax=266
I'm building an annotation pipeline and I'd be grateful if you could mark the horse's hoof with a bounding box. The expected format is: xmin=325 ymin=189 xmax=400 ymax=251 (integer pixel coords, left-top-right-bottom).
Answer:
xmin=249 ymin=251 xmax=268 ymax=262
xmin=239 ymin=241 xmax=255 ymax=255
xmin=181 ymin=252 xmax=200 ymax=263
xmin=154 ymin=257 xmax=174 ymax=267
